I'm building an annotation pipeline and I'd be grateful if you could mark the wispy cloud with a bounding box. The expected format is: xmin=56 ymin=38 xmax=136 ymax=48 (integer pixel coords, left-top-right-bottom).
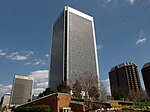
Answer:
xmin=0 ymin=83 xmax=12 ymax=95
xmin=102 ymin=0 xmax=138 ymax=9
xmin=102 ymin=0 xmax=120 ymax=9
xmin=25 ymin=59 xmax=46 ymax=65
xmin=6 ymin=50 xmax=34 ymax=61
xmin=6 ymin=52 xmax=28 ymax=60
xmin=136 ymin=30 xmax=147 ymax=45
xmin=136 ymin=38 xmax=147 ymax=45
xmin=127 ymin=0 xmax=136 ymax=5
xmin=97 ymin=44 xmax=103 ymax=50
xmin=45 ymin=54 xmax=50 ymax=57
xmin=33 ymin=88 xmax=45 ymax=96
xmin=0 ymin=49 xmax=7 ymax=56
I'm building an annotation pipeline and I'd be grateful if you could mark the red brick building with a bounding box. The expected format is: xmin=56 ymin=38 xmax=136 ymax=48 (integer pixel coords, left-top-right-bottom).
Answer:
xmin=19 ymin=93 xmax=85 ymax=112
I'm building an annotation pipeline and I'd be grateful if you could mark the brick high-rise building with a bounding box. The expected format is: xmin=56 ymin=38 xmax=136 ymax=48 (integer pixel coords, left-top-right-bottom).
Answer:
xmin=141 ymin=62 xmax=150 ymax=96
xmin=49 ymin=6 xmax=99 ymax=90
xmin=109 ymin=62 xmax=142 ymax=98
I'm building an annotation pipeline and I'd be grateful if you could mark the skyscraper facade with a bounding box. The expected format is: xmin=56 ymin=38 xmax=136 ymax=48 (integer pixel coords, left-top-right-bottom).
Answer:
xmin=49 ymin=6 xmax=99 ymax=90
xmin=9 ymin=75 xmax=34 ymax=105
xmin=141 ymin=62 xmax=150 ymax=96
xmin=109 ymin=62 xmax=142 ymax=98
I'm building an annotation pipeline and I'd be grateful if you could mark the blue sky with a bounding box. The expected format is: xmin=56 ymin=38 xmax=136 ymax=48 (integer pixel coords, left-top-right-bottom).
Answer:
xmin=0 ymin=0 xmax=150 ymax=98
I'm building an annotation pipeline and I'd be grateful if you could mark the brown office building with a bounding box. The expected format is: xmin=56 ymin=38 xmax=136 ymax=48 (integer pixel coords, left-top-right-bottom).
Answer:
xmin=109 ymin=62 xmax=142 ymax=98
xmin=141 ymin=62 xmax=150 ymax=96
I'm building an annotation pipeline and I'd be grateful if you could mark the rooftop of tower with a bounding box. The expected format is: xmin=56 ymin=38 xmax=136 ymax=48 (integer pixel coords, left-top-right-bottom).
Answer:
xmin=142 ymin=62 xmax=150 ymax=69
xmin=64 ymin=6 xmax=93 ymax=21
xmin=110 ymin=62 xmax=135 ymax=72
xmin=15 ymin=75 xmax=34 ymax=80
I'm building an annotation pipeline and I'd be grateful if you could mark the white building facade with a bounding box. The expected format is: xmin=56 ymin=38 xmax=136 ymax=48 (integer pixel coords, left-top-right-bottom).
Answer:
xmin=10 ymin=75 xmax=34 ymax=106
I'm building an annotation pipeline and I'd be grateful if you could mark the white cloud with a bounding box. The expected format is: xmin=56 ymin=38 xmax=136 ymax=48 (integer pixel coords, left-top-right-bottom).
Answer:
xmin=6 ymin=50 xmax=34 ymax=61
xmin=101 ymin=79 xmax=111 ymax=95
xmin=36 ymin=82 xmax=48 ymax=88
xmin=106 ymin=0 xmax=111 ymax=3
xmin=33 ymin=88 xmax=45 ymax=96
xmin=45 ymin=54 xmax=50 ymax=57
xmin=24 ymin=51 xmax=34 ymax=56
xmin=127 ymin=0 xmax=136 ymax=5
xmin=33 ymin=59 xmax=46 ymax=65
xmin=97 ymin=44 xmax=103 ymax=50
xmin=135 ymin=30 xmax=147 ymax=45
xmin=29 ymin=70 xmax=48 ymax=83
xmin=102 ymin=0 xmax=138 ymax=9
xmin=25 ymin=59 xmax=46 ymax=65
xmin=6 ymin=52 xmax=28 ymax=60
xmin=136 ymin=38 xmax=147 ymax=45
xmin=102 ymin=0 xmax=119 ymax=9
xmin=0 ymin=49 xmax=7 ymax=56
xmin=0 ymin=83 xmax=12 ymax=95
xmin=29 ymin=70 xmax=49 ymax=95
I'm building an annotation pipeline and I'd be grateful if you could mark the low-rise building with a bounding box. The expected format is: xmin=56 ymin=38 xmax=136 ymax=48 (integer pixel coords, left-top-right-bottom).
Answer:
xmin=19 ymin=93 xmax=85 ymax=112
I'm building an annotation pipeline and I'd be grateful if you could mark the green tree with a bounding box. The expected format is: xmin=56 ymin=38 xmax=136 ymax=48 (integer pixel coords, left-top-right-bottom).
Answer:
xmin=37 ymin=87 xmax=54 ymax=99
xmin=43 ymin=88 xmax=54 ymax=96
xmin=13 ymin=105 xmax=51 ymax=112
xmin=57 ymin=81 xmax=71 ymax=93
xmin=112 ymin=91 xmax=123 ymax=100
xmin=37 ymin=93 xmax=44 ymax=99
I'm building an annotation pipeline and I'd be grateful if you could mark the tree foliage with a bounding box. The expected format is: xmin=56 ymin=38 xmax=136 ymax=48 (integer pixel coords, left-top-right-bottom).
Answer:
xmin=13 ymin=105 xmax=51 ymax=112
xmin=37 ymin=93 xmax=44 ymax=99
xmin=43 ymin=88 xmax=54 ymax=96
xmin=112 ymin=91 xmax=123 ymax=100
xmin=57 ymin=81 xmax=71 ymax=93
xmin=37 ymin=88 xmax=54 ymax=99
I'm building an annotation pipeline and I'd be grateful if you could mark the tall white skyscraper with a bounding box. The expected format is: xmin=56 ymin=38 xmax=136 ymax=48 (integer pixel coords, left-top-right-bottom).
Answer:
xmin=49 ymin=6 xmax=99 ymax=90
xmin=9 ymin=75 xmax=34 ymax=106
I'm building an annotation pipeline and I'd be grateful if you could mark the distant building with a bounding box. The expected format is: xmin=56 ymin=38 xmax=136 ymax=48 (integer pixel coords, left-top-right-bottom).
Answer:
xmin=0 ymin=94 xmax=10 ymax=109
xmin=141 ymin=62 xmax=150 ymax=96
xmin=109 ymin=62 xmax=142 ymax=98
xmin=49 ymin=6 xmax=99 ymax=90
xmin=9 ymin=75 xmax=34 ymax=106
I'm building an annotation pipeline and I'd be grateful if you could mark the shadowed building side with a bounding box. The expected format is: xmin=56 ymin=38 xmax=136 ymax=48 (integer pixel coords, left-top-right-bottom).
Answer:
xmin=109 ymin=62 xmax=142 ymax=98
xmin=141 ymin=62 xmax=150 ymax=96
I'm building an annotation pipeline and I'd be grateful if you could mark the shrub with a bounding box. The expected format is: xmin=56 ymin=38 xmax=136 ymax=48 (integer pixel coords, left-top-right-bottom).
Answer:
xmin=13 ymin=105 xmax=51 ymax=112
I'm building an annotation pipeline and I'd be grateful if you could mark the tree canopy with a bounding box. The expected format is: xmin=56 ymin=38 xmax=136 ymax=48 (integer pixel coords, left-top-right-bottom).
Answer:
xmin=57 ymin=81 xmax=71 ymax=93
